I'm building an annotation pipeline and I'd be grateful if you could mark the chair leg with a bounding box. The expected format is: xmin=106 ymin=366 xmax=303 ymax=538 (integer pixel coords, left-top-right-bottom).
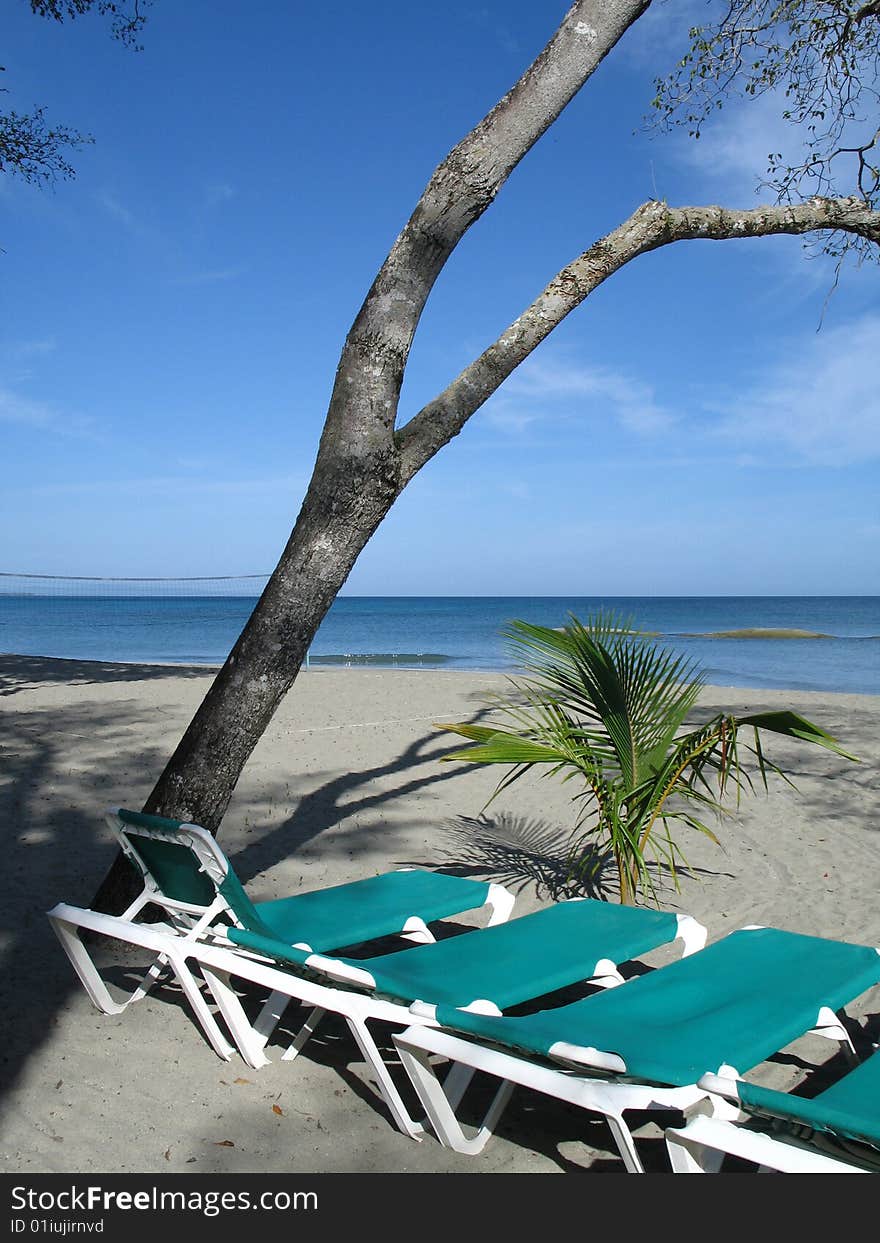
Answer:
xmin=665 ymin=1126 xmax=718 ymax=1172
xmin=48 ymin=907 xmax=237 ymax=1061
xmin=49 ymin=911 xmax=169 ymax=1015
xmin=441 ymin=1061 xmax=477 ymax=1112
xmin=344 ymin=1017 xmax=427 ymax=1140
xmin=486 ymin=885 xmax=516 ymax=926
xmin=282 ymin=1007 xmax=327 ymax=1061
xmin=394 ymin=1030 xmax=659 ymax=1171
xmin=394 ymin=1040 xmax=513 ymax=1153
xmin=196 ymin=965 xmax=273 ymax=1068
xmin=162 ymin=951 xmax=237 ymax=1062
xmin=810 ymin=1006 xmax=859 ymax=1062
xmin=253 ymin=989 xmax=293 ymax=1044
xmin=398 ymin=917 xmax=435 ymax=944
xmin=599 ymin=1111 xmax=649 ymax=1173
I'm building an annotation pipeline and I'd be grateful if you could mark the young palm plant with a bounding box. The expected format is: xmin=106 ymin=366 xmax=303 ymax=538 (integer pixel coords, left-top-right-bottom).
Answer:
xmin=437 ymin=612 xmax=857 ymax=905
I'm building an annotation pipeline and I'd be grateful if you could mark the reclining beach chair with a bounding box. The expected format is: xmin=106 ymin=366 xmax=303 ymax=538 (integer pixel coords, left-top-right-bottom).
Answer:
xmin=48 ymin=806 xmax=514 ymax=1061
xmin=390 ymin=925 xmax=880 ymax=1171
xmin=664 ymin=1048 xmax=880 ymax=1173
xmin=105 ymin=807 xmax=515 ymax=941
xmin=210 ymin=894 xmax=705 ymax=1054
xmin=56 ymin=894 xmax=706 ymax=1139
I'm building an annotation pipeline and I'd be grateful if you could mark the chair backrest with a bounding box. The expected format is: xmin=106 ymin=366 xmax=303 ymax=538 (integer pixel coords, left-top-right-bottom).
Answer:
xmin=108 ymin=807 xmax=274 ymax=935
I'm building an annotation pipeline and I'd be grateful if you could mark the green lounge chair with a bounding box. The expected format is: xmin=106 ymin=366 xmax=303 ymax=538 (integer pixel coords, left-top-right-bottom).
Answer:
xmin=48 ymin=806 xmax=514 ymax=1062
xmin=204 ymin=899 xmax=706 ymax=1137
xmin=665 ymin=1049 xmax=880 ymax=1173
xmin=73 ymin=895 xmax=705 ymax=1138
xmin=107 ymin=807 xmax=516 ymax=944
xmin=391 ymin=925 xmax=880 ymax=1170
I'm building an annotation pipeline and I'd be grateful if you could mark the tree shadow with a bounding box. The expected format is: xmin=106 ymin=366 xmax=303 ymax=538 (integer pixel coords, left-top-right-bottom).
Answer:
xmin=227 ymin=710 xmax=499 ymax=886
xmin=0 ymin=687 xmax=502 ymax=1113
xmin=395 ymin=812 xmax=735 ymax=905
xmin=686 ymin=692 xmax=880 ymax=855
xmin=0 ymin=696 xmax=177 ymax=1102
xmin=0 ymin=654 xmax=216 ymax=697
xmin=400 ymin=813 xmax=610 ymax=901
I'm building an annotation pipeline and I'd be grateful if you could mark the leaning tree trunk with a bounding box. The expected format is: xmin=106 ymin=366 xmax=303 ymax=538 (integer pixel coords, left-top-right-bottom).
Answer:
xmin=91 ymin=0 xmax=654 ymax=913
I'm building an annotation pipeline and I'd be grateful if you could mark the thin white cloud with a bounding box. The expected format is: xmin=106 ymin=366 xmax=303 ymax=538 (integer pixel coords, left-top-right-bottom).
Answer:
xmin=96 ymin=190 xmax=166 ymax=248
xmin=0 ymin=386 xmax=96 ymax=437
xmin=97 ymin=190 xmax=140 ymax=230
xmin=15 ymin=472 xmax=309 ymax=500
xmin=168 ymin=265 xmax=246 ymax=286
xmin=482 ymin=352 xmax=675 ymax=436
xmin=204 ymin=182 xmax=236 ymax=209
xmin=0 ymin=339 xmax=58 ymax=386
xmin=707 ymin=314 xmax=880 ymax=466
xmin=499 ymin=479 xmax=533 ymax=502
xmin=0 ymin=387 xmax=55 ymax=428
xmin=671 ymin=91 xmax=796 ymax=204
xmin=0 ymin=338 xmax=56 ymax=359
xmin=661 ymin=90 xmax=873 ymax=298
xmin=622 ymin=0 xmax=705 ymax=70
xmin=666 ymin=72 xmax=876 ymax=211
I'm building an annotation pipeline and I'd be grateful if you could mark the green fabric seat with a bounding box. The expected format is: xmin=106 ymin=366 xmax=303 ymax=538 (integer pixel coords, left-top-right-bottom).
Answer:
xmin=738 ymin=1049 xmax=880 ymax=1150
xmin=249 ymin=870 xmax=494 ymax=951
xmin=227 ymin=898 xmax=683 ymax=1008
xmin=114 ymin=806 xmax=498 ymax=951
xmin=429 ymin=926 xmax=880 ymax=1086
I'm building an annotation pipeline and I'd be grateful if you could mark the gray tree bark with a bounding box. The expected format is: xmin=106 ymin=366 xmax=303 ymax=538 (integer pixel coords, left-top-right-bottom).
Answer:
xmin=92 ymin=1 xmax=880 ymax=913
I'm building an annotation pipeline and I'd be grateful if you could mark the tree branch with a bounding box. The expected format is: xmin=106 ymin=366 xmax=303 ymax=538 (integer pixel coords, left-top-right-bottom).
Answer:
xmin=398 ymin=196 xmax=880 ymax=479
xmin=0 ymin=106 xmax=92 ymax=183
xmin=314 ymin=0 xmax=651 ymax=456
xmin=854 ymin=0 xmax=880 ymax=18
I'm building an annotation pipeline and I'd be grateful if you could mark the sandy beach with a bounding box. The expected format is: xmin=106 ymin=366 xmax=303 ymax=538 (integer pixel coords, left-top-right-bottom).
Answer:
xmin=2 ymin=654 xmax=879 ymax=1177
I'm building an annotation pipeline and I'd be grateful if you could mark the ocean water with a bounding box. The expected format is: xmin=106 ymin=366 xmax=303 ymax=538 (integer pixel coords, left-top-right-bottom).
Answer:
xmin=1 ymin=593 xmax=878 ymax=695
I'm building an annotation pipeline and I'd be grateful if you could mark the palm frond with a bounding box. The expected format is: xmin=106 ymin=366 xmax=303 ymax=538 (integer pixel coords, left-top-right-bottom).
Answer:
xmin=737 ymin=710 xmax=860 ymax=762
xmin=436 ymin=611 xmax=858 ymax=905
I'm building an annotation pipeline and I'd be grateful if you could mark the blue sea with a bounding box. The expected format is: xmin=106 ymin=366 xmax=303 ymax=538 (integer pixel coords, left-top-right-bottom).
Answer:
xmin=0 ymin=592 xmax=878 ymax=695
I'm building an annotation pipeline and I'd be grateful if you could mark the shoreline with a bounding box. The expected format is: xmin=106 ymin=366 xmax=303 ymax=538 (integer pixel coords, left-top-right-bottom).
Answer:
xmin=2 ymin=650 xmax=878 ymax=698
xmin=2 ymin=654 xmax=879 ymax=1173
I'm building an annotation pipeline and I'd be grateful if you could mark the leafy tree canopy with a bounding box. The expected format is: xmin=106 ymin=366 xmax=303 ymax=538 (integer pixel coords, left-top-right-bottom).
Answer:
xmin=28 ymin=0 xmax=150 ymax=49
xmin=1 ymin=0 xmax=150 ymax=184
xmin=652 ymin=0 xmax=880 ymax=259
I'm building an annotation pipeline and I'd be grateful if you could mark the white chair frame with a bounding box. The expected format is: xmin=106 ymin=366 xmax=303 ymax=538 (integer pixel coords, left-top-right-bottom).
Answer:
xmin=664 ymin=1112 xmax=871 ymax=1173
xmin=47 ymin=903 xmax=704 ymax=1143
xmin=391 ymin=1000 xmax=861 ymax=1171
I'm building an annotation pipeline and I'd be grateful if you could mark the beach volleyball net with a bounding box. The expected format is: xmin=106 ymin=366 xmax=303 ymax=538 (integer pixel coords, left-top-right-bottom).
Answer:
xmin=0 ymin=572 xmax=271 ymax=665
xmin=0 ymin=572 xmax=271 ymax=599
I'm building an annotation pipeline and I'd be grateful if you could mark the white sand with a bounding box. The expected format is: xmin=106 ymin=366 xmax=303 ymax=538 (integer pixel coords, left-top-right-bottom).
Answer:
xmin=1 ymin=656 xmax=879 ymax=1175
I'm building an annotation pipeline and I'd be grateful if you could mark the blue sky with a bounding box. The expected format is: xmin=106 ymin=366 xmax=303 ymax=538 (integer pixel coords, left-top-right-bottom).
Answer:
xmin=3 ymin=1 xmax=878 ymax=595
